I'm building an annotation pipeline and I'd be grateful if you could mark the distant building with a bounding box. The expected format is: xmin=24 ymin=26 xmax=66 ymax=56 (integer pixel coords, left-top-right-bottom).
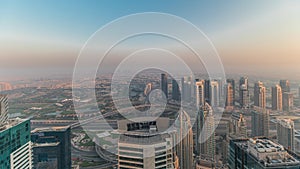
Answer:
xmin=196 ymin=80 xmax=205 ymax=109
xmin=161 ymin=73 xmax=168 ymax=99
xmin=277 ymin=119 xmax=295 ymax=151
xmin=182 ymin=76 xmax=193 ymax=102
xmin=230 ymin=113 xmax=247 ymax=138
xmin=280 ymin=80 xmax=291 ymax=93
xmin=283 ymin=92 xmax=294 ymax=111
xmin=228 ymin=138 xmax=300 ymax=169
xmin=225 ymin=83 xmax=234 ymax=108
xmin=0 ymin=95 xmax=32 ymax=169
xmin=272 ymin=85 xmax=283 ymax=111
xmin=254 ymin=81 xmax=266 ymax=109
xmin=251 ymin=108 xmax=269 ymax=137
xmin=209 ymin=81 xmax=219 ymax=107
xmin=31 ymin=126 xmax=71 ymax=169
xmin=226 ymin=79 xmax=235 ymax=102
xmin=172 ymin=79 xmax=180 ymax=101
xmin=239 ymin=77 xmax=250 ymax=108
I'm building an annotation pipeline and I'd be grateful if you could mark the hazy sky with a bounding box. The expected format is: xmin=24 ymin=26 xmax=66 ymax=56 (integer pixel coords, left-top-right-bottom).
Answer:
xmin=0 ymin=1 xmax=299 ymax=80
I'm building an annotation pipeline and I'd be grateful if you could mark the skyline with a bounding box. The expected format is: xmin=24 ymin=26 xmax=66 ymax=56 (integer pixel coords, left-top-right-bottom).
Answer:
xmin=0 ymin=1 xmax=300 ymax=80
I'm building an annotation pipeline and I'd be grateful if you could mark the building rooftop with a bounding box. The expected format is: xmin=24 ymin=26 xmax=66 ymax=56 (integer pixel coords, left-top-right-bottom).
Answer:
xmin=0 ymin=118 xmax=28 ymax=132
xmin=32 ymin=142 xmax=60 ymax=148
xmin=235 ymin=138 xmax=300 ymax=167
xmin=31 ymin=126 xmax=70 ymax=133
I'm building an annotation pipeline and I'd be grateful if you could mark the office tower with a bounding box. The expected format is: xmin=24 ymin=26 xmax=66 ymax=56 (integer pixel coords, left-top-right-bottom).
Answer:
xmin=172 ymin=79 xmax=180 ymax=101
xmin=175 ymin=111 xmax=193 ymax=169
xmin=254 ymin=81 xmax=266 ymax=109
xmin=117 ymin=118 xmax=176 ymax=169
xmin=280 ymin=80 xmax=291 ymax=93
xmin=239 ymin=77 xmax=250 ymax=108
xmin=31 ymin=126 xmax=71 ymax=169
xmin=204 ymin=80 xmax=210 ymax=104
xmin=181 ymin=76 xmax=193 ymax=102
xmin=228 ymin=138 xmax=300 ymax=169
xmin=0 ymin=118 xmax=32 ymax=169
xmin=197 ymin=103 xmax=215 ymax=161
xmin=196 ymin=80 xmax=205 ymax=109
xmin=230 ymin=113 xmax=247 ymax=138
xmin=226 ymin=79 xmax=235 ymax=102
xmin=161 ymin=73 xmax=168 ymax=99
xmin=277 ymin=119 xmax=295 ymax=151
xmin=251 ymin=108 xmax=269 ymax=137
xmin=272 ymin=85 xmax=283 ymax=111
xmin=225 ymin=83 xmax=234 ymax=108
xmin=210 ymin=81 xmax=219 ymax=107
xmin=283 ymin=92 xmax=294 ymax=111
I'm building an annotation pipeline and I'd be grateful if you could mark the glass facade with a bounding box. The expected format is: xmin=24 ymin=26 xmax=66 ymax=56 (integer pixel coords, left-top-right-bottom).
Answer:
xmin=0 ymin=119 xmax=31 ymax=169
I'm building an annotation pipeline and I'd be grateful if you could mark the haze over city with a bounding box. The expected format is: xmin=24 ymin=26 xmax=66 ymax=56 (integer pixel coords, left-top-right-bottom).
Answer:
xmin=1 ymin=0 xmax=300 ymax=80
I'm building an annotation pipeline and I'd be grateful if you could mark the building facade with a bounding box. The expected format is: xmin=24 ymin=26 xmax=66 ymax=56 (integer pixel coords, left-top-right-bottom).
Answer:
xmin=254 ymin=81 xmax=266 ymax=109
xmin=272 ymin=85 xmax=283 ymax=111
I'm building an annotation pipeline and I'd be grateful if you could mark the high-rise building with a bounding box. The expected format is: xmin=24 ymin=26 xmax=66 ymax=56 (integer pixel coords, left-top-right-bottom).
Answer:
xmin=277 ymin=119 xmax=295 ymax=151
xmin=161 ymin=73 xmax=168 ymax=99
xmin=225 ymin=83 xmax=234 ymax=108
xmin=196 ymin=80 xmax=205 ymax=109
xmin=272 ymin=85 xmax=283 ymax=111
xmin=0 ymin=118 xmax=32 ymax=169
xmin=172 ymin=79 xmax=180 ymax=101
xmin=182 ymin=76 xmax=193 ymax=102
xmin=230 ymin=113 xmax=247 ymax=138
xmin=226 ymin=79 xmax=235 ymax=102
xmin=254 ymin=81 xmax=266 ymax=109
xmin=283 ymin=92 xmax=294 ymax=111
xmin=0 ymin=95 xmax=32 ymax=169
xmin=239 ymin=77 xmax=250 ymax=108
xmin=228 ymin=138 xmax=300 ymax=169
xmin=280 ymin=80 xmax=291 ymax=93
xmin=210 ymin=81 xmax=219 ymax=107
xmin=197 ymin=103 xmax=216 ymax=161
xmin=31 ymin=126 xmax=71 ymax=169
xmin=175 ymin=111 xmax=193 ymax=169
xmin=204 ymin=80 xmax=210 ymax=104
xmin=251 ymin=108 xmax=269 ymax=137
xmin=117 ymin=118 xmax=176 ymax=169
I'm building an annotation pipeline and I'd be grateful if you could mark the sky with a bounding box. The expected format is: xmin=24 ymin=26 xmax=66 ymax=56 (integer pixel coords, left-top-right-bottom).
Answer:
xmin=0 ymin=0 xmax=300 ymax=80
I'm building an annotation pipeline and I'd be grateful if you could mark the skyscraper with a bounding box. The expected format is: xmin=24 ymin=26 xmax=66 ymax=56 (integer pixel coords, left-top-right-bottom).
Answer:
xmin=225 ymin=83 xmax=234 ymax=108
xmin=230 ymin=113 xmax=247 ymax=138
xmin=210 ymin=81 xmax=219 ymax=107
xmin=251 ymin=108 xmax=269 ymax=137
xmin=175 ymin=111 xmax=194 ymax=169
xmin=226 ymin=79 xmax=235 ymax=102
xmin=31 ymin=126 xmax=71 ymax=169
xmin=272 ymin=85 xmax=283 ymax=111
xmin=197 ymin=103 xmax=216 ymax=161
xmin=204 ymin=80 xmax=211 ymax=104
xmin=283 ymin=92 xmax=294 ymax=111
xmin=161 ymin=73 xmax=168 ymax=99
xmin=117 ymin=118 xmax=176 ymax=169
xmin=239 ymin=77 xmax=250 ymax=108
xmin=0 ymin=95 xmax=32 ymax=169
xmin=280 ymin=80 xmax=291 ymax=93
xmin=254 ymin=81 xmax=266 ymax=109
xmin=196 ymin=80 xmax=205 ymax=110
xmin=277 ymin=119 xmax=295 ymax=151
xmin=182 ymin=76 xmax=193 ymax=102
xmin=172 ymin=79 xmax=180 ymax=101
